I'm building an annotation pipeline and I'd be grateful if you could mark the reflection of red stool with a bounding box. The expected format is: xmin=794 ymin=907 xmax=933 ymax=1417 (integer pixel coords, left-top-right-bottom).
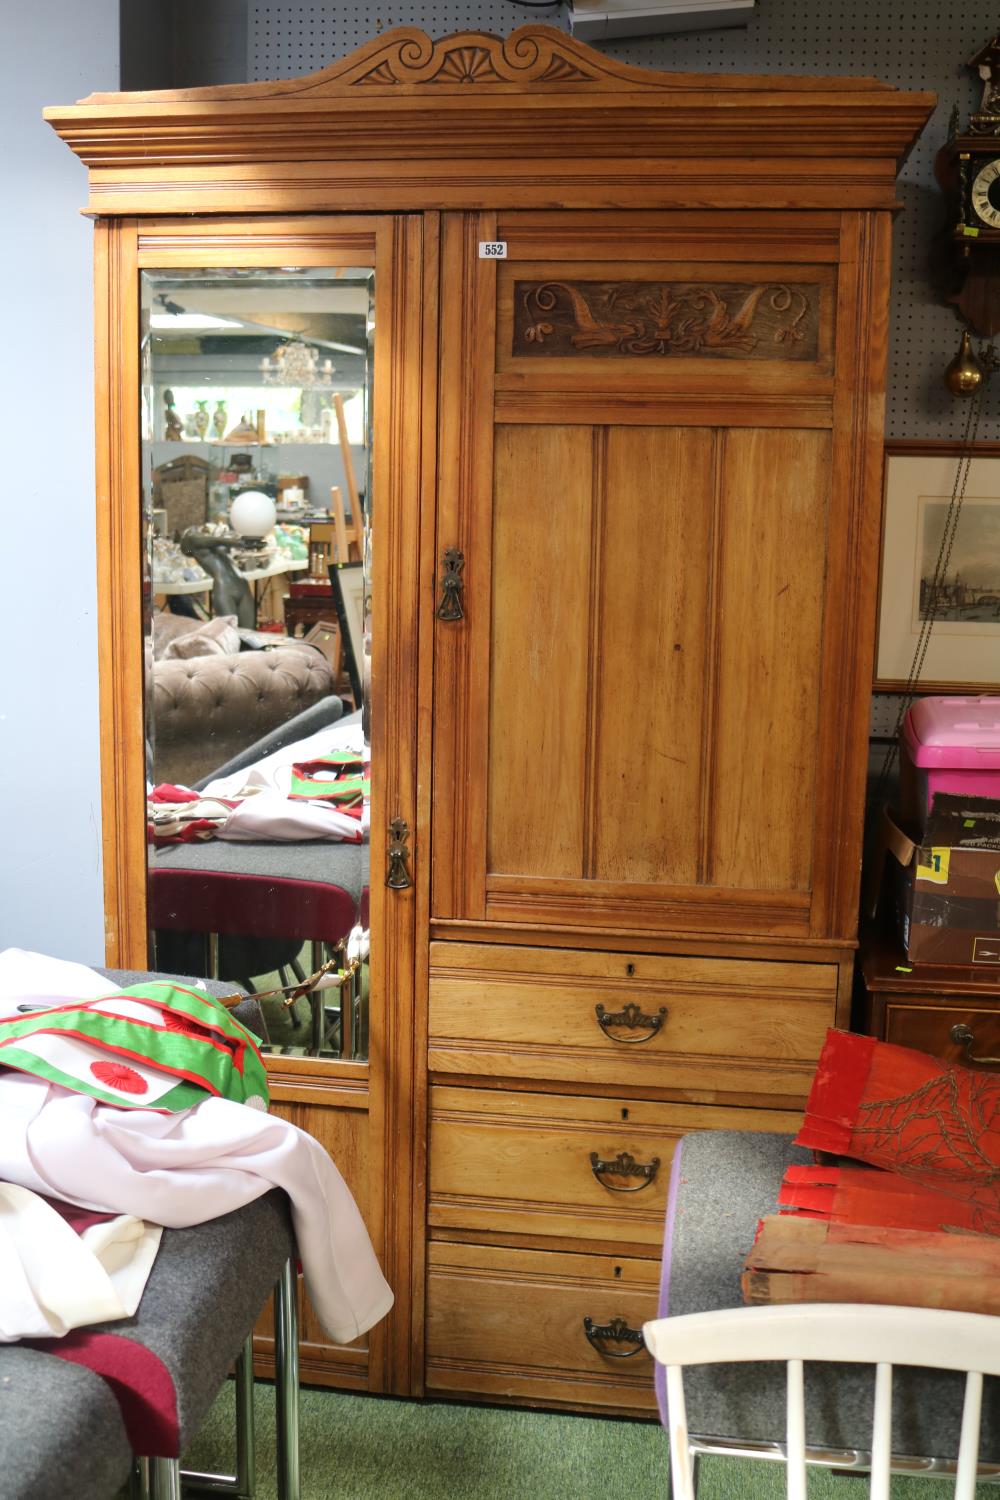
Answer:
xmin=149 ymin=868 xmax=358 ymax=1051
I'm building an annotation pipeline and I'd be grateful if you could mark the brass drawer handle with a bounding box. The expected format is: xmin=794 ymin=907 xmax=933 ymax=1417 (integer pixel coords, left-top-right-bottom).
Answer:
xmin=594 ymin=1001 xmax=667 ymax=1044
xmin=589 ymin=1150 xmax=660 ymax=1193
xmin=950 ymin=1023 xmax=1000 ymax=1066
xmin=582 ymin=1316 xmax=647 ymax=1359
xmin=386 ymin=818 xmax=413 ymax=890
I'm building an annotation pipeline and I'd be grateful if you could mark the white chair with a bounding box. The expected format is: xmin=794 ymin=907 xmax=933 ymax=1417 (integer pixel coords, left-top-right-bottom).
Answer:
xmin=643 ymin=1302 xmax=1000 ymax=1500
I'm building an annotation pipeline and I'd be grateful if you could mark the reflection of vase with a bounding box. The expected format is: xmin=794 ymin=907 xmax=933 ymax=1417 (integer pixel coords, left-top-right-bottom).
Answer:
xmin=164 ymin=388 xmax=183 ymax=441
xmin=193 ymin=401 xmax=210 ymax=440
xmin=212 ymin=400 xmax=227 ymax=439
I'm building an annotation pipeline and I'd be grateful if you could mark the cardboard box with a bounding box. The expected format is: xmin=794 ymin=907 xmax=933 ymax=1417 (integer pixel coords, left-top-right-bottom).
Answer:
xmin=877 ymin=796 xmax=1000 ymax=966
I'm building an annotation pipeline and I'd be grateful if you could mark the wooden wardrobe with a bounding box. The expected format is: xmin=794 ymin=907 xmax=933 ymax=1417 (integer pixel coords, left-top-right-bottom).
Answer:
xmin=47 ymin=27 xmax=933 ymax=1416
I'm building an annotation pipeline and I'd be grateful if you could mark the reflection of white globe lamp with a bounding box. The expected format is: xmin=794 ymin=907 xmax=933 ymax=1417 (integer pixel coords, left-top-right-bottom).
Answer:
xmin=229 ymin=489 xmax=276 ymax=538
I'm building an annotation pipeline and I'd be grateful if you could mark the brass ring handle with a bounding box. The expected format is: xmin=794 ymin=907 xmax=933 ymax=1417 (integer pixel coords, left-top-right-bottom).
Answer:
xmin=594 ymin=1001 xmax=667 ymax=1044
xmin=582 ymin=1316 xmax=648 ymax=1359
xmin=589 ymin=1150 xmax=660 ymax=1193
xmin=950 ymin=1023 xmax=1000 ymax=1066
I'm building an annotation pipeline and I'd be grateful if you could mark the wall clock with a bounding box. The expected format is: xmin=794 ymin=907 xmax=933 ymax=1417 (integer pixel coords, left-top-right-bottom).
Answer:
xmin=935 ymin=33 xmax=1000 ymax=335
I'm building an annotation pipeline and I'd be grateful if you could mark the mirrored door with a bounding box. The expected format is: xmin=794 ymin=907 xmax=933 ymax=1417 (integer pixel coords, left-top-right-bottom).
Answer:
xmin=141 ymin=261 xmax=376 ymax=1061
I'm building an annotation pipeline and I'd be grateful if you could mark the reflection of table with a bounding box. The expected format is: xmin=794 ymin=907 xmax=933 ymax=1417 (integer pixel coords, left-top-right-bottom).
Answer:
xmin=153 ymin=576 xmax=212 ymax=596
xmin=236 ymin=556 xmax=309 ymax=625
xmin=236 ymin=557 xmax=309 ymax=583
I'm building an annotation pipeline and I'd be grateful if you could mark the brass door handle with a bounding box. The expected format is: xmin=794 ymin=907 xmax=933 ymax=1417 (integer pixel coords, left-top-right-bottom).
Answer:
xmin=950 ymin=1023 xmax=1000 ymax=1066
xmin=594 ymin=1001 xmax=667 ymax=1044
xmin=582 ymin=1316 xmax=647 ymax=1359
xmin=589 ymin=1150 xmax=660 ymax=1192
xmin=436 ymin=547 xmax=465 ymax=621
xmin=386 ymin=818 xmax=412 ymax=890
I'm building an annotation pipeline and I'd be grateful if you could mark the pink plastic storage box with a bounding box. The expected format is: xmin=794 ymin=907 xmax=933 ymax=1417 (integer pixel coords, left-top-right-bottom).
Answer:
xmin=900 ymin=696 xmax=1000 ymax=826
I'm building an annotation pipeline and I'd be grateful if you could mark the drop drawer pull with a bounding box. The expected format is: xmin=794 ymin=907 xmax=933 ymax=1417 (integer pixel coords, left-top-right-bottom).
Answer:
xmin=950 ymin=1023 xmax=1000 ymax=1066
xmin=594 ymin=1001 xmax=667 ymax=1044
xmin=589 ymin=1150 xmax=660 ymax=1192
xmin=582 ymin=1316 xmax=647 ymax=1359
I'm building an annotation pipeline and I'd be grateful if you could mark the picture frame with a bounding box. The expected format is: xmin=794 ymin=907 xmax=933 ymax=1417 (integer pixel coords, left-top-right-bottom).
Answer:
xmin=875 ymin=440 xmax=1000 ymax=692
xmin=329 ymin=560 xmax=365 ymax=707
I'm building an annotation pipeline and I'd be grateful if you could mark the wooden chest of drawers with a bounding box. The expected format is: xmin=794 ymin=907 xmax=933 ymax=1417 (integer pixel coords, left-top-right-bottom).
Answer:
xmin=425 ymin=939 xmax=839 ymax=1413
xmin=857 ymin=925 xmax=1000 ymax=1068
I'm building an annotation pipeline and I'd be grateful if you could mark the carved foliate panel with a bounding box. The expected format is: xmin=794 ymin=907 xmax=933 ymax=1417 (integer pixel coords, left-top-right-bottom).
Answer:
xmin=513 ymin=279 xmax=819 ymax=360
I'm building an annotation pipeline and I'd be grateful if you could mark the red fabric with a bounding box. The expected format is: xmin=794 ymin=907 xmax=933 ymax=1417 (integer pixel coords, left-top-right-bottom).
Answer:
xmin=796 ymin=1028 xmax=1000 ymax=1215
xmin=779 ymin=1161 xmax=1000 ymax=1235
xmin=24 ymin=1332 xmax=179 ymax=1457
xmin=149 ymin=785 xmax=199 ymax=804
xmin=40 ymin=1196 xmax=118 ymax=1235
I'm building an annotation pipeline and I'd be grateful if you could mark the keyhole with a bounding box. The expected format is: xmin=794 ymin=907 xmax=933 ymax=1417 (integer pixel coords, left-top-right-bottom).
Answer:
xmin=621 ymin=1107 xmax=629 ymax=1121
xmin=625 ymin=962 xmax=635 ymax=977
xmin=613 ymin=1266 xmax=622 ymax=1279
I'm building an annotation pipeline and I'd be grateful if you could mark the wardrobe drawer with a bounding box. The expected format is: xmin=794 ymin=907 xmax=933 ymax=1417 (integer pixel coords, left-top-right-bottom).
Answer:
xmin=425 ymin=1241 xmax=658 ymax=1414
xmin=429 ymin=1085 xmax=801 ymax=1245
xmin=886 ymin=1002 xmax=1000 ymax=1069
xmin=428 ymin=942 xmax=837 ymax=1099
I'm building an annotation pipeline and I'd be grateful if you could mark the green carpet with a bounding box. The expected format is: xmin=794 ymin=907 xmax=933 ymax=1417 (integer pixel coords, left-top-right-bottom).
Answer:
xmin=178 ymin=1382 xmax=1000 ymax=1499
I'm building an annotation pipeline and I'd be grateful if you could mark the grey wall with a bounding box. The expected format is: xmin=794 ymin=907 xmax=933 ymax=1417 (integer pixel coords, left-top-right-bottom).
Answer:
xmin=246 ymin=0 xmax=1000 ymax=445
xmin=0 ymin=1 xmax=118 ymax=960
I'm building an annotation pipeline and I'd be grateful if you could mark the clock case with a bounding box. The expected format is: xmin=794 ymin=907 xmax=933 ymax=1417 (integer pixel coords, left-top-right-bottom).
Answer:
xmin=935 ymin=129 xmax=1000 ymax=335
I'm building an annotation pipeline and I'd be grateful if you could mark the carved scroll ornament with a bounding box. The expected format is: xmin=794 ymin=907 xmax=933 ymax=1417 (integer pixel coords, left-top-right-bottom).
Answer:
xmin=515 ymin=279 xmax=818 ymax=360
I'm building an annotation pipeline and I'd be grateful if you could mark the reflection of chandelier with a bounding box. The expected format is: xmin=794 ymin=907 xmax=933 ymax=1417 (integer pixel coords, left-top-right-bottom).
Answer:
xmin=260 ymin=339 xmax=335 ymax=386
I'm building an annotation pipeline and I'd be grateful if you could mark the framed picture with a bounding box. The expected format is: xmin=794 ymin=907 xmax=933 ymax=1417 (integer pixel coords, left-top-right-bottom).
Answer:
xmin=875 ymin=441 xmax=1000 ymax=692
xmin=329 ymin=561 xmax=365 ymax=707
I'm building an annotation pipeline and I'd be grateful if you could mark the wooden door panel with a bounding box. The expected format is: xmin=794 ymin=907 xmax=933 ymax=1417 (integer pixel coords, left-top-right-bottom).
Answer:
xmin=709 ymin=429 xmax=829 ymax=893
xmin=489 ymin=425 xmax=594 ymax=878
xmin=432 ymin=208 xmax=885 ymax=942
xmin=593 ymin=427 xmax=714 ymax=886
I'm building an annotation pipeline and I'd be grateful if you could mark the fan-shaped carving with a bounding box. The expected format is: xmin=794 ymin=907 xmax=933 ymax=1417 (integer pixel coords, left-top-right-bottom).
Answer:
xmin=349 ymin=28 xmax=607 ymax=90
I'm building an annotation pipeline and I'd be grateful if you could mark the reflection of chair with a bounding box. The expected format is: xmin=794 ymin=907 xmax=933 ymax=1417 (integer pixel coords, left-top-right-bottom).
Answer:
xmin=149 ymin=863 xmax=362 ymax=1050
xmin=149 ymin=614 xmax=337 ymax=786
xmin=152 ymin=453 xmax=214 ymax=536
xmin=646 ymin=1131 xmax=1000 ymax=1496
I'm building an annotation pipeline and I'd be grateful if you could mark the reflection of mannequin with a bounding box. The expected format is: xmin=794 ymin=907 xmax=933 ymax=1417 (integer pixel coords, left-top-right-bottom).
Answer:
xmin=180 ymin=528 xmax=257 ymax=628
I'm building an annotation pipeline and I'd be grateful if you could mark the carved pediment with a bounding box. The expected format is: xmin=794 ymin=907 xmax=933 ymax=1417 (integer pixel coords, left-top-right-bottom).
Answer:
xmin=44 ymin=24 xmax=936 ymax=214
xmin=74 ymin=23 xmax=899 ymax=105
xmin=347 ymin=30 xmax=601 ymax=89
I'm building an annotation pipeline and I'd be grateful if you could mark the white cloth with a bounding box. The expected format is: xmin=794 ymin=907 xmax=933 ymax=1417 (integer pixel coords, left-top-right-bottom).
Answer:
xmin=202 ymin=720 xmax=370 ymax=843
xmin=0 ymin=950 xmax=393 ymax=1345
xmin=0 ymin=1183 xmax=161 ymax=1341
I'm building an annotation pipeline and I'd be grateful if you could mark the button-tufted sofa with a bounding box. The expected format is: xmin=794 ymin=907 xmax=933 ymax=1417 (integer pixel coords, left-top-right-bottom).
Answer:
xmin=149 ymin=613 xmax=337 ymax=786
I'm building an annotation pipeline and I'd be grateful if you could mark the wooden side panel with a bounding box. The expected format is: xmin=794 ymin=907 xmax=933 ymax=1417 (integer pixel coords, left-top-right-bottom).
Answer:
xmin=431 ymin=212 xmax=497 ymax=921
xmin=94 ymin=218 xmax=147 ymax=968
xmin=368 ymin=213 xmax=434 ymax=1396
xmin=708 ymin=428 xmax=830 ymax=893
xmin=425 ymin=1241 xmax=659 ymax=1414
xmin=593 ymin=427 xmax=714 ymax=886
xmin=488 ymin=425 xmax=593 ymax=878
xmin=254 ymin=1088 xmax=371 ymax=1389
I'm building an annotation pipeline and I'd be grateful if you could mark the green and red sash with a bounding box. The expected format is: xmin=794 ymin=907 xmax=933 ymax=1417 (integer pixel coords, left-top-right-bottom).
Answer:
xmin=0 ymin=981 xmax=269 ymax=1112
xmin=289 ymin=750 xmax=369 ymax=816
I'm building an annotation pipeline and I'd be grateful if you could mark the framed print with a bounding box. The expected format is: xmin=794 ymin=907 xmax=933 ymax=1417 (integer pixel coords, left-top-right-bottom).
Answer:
xmin=875 ymin=441 xmax=1000 ymax=692
xmin=329 ymin=560 xmax=365 ymax=707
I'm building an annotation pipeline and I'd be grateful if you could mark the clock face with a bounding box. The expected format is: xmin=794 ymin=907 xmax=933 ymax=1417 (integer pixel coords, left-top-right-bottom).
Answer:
xmin=971 ymin=159 xmax=1000 ymax=228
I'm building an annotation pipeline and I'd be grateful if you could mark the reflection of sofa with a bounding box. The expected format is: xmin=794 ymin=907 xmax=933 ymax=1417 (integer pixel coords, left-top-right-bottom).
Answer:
xmin=150 ymin=613 xmax=336 ymax=786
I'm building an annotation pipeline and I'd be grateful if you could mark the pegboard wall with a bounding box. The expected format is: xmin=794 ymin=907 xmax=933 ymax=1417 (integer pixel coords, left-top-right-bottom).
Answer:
xmin=241 ymin=0 xmax=1000 ymax=442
